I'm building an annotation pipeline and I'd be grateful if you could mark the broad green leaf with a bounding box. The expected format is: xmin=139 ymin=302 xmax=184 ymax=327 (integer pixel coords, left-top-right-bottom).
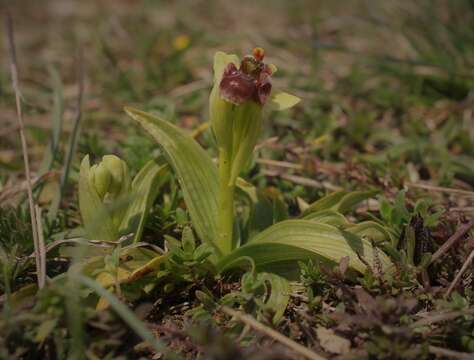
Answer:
xmin=337 ymin=190 xmax=378 ymax=214
xmin=269 ymin=92 xmax=301 ymax=111
xmin=125 ymin=107 xmax=220 ymax=252
xmin=236 ymin=178 xmax=288 ymax=242
xmin=303 ymin=209 xmax=350 ymax=228
xmin=217 ymin=220 xmax=393 ymax=277
xmin=119 ymin=159 xmax=168 ymax=243
xmin=79 ymin=156 xmax=117 ymax=241
xmin=346 ymin=221 xmax=394 ymax=244
xmin=303 ymin=191 xmax=347 ymax=214
xmin=303 ymin=190 xmax=377 ymax=216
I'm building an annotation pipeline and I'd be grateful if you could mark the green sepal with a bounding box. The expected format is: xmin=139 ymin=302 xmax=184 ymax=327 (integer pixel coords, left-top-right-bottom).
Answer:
xmin=268 ymin=91 xmax=301 ymax=111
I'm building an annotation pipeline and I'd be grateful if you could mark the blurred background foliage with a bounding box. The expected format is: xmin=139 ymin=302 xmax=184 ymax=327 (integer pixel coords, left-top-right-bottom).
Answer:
xmin=1 ymin=0 xmax=472 ymax=191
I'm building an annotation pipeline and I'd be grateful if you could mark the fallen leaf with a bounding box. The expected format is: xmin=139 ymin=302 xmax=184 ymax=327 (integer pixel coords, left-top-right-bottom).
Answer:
xmin=316 ymin=327 xmax=351 ymax=355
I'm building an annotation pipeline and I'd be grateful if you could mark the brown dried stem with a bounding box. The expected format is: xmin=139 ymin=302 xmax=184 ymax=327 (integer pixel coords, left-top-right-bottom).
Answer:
xmin=5 ymin=13 xmax=45 ymax=288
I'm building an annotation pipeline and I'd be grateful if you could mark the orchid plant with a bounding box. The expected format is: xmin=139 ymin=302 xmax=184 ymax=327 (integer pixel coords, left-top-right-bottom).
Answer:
xmin=74 ymin=48 xmax=394 ymax=316
xmin=124 ymin=48 xmax=394 ymax=280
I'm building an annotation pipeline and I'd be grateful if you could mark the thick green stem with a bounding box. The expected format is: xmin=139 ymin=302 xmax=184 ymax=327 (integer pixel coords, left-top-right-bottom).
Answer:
xmin=216 ymin=149 xmax=235 ymax=255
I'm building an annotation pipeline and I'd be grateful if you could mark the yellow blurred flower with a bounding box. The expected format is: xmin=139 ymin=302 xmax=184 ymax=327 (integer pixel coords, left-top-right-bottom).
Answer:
xmin=173 ymin=34 xmax=190 ymax=51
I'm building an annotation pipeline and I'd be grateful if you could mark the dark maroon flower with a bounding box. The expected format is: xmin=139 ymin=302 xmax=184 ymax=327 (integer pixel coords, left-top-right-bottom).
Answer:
xmin=219 ymin=48 xmax=273 ymax=106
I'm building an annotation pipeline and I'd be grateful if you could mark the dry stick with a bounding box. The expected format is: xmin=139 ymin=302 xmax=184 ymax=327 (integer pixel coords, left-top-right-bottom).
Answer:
xmin=256 ymin=158 xmax=303 ymax=170
xmin=5 ymin=14 xmax=43 ymax=289
xmin=428 ymin=345 xmax=474 ymax=360
xmin=410 ymin=308 xmax=474 ymax=328
xmin=220 ymin=306 xmax=326 ymax=360
xmin=430 ymin=219 xmax=474 ymax=264
xmin=445 ymin=246 xmax=474 ymax=298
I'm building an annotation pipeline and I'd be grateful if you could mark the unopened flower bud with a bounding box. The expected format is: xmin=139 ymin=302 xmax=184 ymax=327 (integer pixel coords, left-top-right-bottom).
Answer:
xmin=89 ymin=163 xmax=111 ymax=199
xmin=101 ymin=155 xmax=130 ymax=196
xmin=88 ymin=155 xmax=130 ymax=200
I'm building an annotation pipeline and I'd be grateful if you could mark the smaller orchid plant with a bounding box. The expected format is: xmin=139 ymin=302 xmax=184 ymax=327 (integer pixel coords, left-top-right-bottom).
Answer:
xmin=78 ymin=154 xmax=166 ymax=244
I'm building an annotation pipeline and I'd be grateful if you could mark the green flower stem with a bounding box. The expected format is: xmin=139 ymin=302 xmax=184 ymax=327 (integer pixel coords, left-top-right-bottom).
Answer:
xmin=217 ymin=149 xmax=235 ymax=255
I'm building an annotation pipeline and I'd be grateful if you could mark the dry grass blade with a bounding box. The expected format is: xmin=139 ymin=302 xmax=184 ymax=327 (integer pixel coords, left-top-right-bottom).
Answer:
xmin=406 ymin=182 xmax=474 ymax=197
xmin=48 ymin=48 xmax=85 ymax=220
xmin=220 ymin=306 xmax=326 ymax=360
xmin=410 ymin=308 xmax=474 ymax=328
xmin=256 ymin=158 xmax=303 ymax=170
xmin=5 ymin=13 xmax=43 ymax=289
xmin=60 ymin=47 xmax=85 ymax=193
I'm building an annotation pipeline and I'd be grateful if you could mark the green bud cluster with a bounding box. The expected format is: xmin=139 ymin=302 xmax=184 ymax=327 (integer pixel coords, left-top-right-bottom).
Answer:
xmin=88 ymin=155 xmax=130 ymax=200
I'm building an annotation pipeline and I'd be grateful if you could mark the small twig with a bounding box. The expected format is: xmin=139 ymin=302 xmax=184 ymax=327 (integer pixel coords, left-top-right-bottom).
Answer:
xmin=190 ymin=121 xmax=210 ymax=139
xmin=406 ymin=182 xmax=474 ymax=197
xmin=255 ymin=136 xmax=279 ymax=151
xmin=5 ymin=13 xmax=42 ymax=288
xmin=445 ymin=246 xmax=474 ymax=298
xmin=430 ymin=219 xmax=474 ymax=264
xmin=220 ymin=306 xmax=326 ymax=360
xmin=428 ymin=345 xmax=474 ymax=360
xmin=169 ymin=79 xmax=208 ymax=97
xmin=449 ymin=207 xmax=474 ymax=213
xmin=410 ymin=308 xmax=474 ymax=328
xmin=262 ymin=170 xmax=340 ymax=191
